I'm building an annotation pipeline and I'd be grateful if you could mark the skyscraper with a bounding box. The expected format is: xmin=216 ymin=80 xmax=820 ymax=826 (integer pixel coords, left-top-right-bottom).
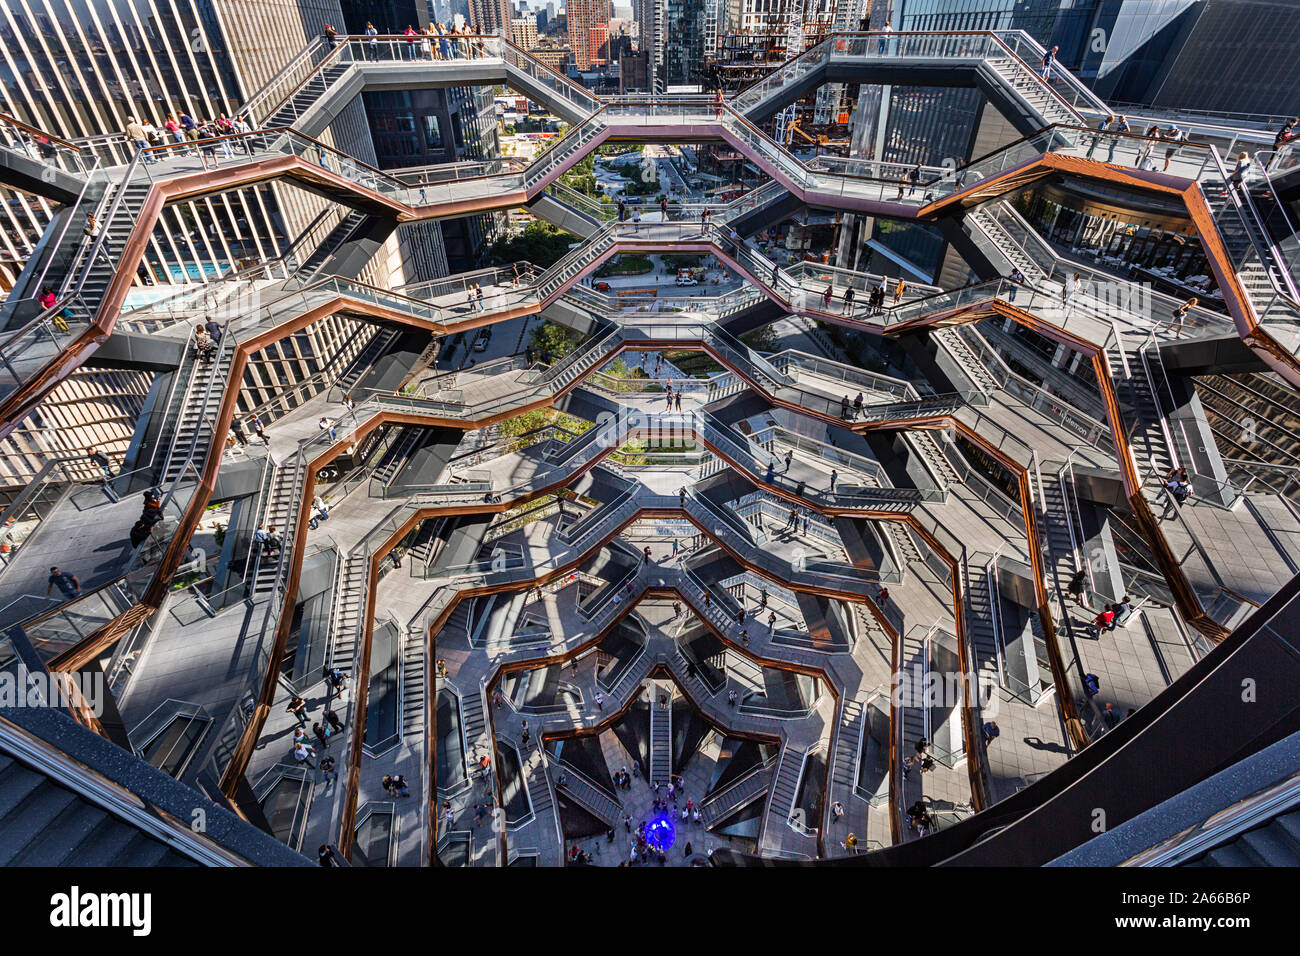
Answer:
xmin=0 ymin=0 xmax=398 ymax=484
xmin=468 ymin=0 xmax=514 ymax=34
xmin=567 ymin=0 xmax=611 ymax=70
xmin=512 ymin=13 xmax=540 ymax=48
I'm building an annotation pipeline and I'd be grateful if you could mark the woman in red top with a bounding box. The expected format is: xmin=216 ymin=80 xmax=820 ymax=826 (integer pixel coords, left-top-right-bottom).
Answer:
xmin=714 ymin=90 xmax=723 ymax=120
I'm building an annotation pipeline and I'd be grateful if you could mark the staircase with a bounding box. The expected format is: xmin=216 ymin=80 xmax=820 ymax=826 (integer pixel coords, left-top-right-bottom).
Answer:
xmin=248 ymin=463 xmax=303 ymax=601
xmin=968 ymin=204 xmax=1048 ymax=283
xmin=909 ymin=430 xmax=960 ymax=490
xmin=439 ymin=599 xmax=472 ymax=639
xmin=1200 ymin=176 xmax=1294 ymax=309
xmin=934 ymin=327 xmax=999 ymax=395
xmin=291 ymin=210 xmax=369 ymax=284
xmin=370 ymin=427 xmax=424 ymax=494
xmin=326 ymin=550 xmax=369 ymax=679
xmin=964 ymin=561 xmax=1005 ymax=692
xmin=331 ymin=327 xmax=400 ymax=401
xmin=0 ymin=177 xmax=148 ymax=352
xmin=985 ymin=56 xmax=1081 ymax=130
xmin=0 ymin=753 xmax=193 ymax=866
xmin=551 ymin=760 xmax=623 ymax=826
xmin=762 ymin=745 xmax=806 ymax=837
xmin=261 ymin=62 xmax=353 ymax=130
xmin=401 ymin=626 xmax=425 ymax=739
xmin=602 ymin=651 xmax=651 ymax=703
xmin=542 ymin=330 xmax=621 ymax=392
xmin=160 ymin=340 xmax=233 ymax=486
xmin=829 ymin=697 xmax=865 ymax=793
xmin=458 ymin=683 xmax=487 ymax=772
xmin=649 ymin=693 xmax=672 ymax=787
xmin=700 ymin=758 xmax=775 ymax=829
xmin=673 ymin=646 xmax=718 ymax=700
xmin=1118 ymin=340 xmax=1175 ymax=478
xmin=899 ymin=627 xmax=929 ymax=756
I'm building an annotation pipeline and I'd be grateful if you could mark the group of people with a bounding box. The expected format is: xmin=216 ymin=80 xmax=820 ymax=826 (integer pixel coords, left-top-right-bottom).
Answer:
xmin=463 ymin=283 xmax=488 ymax=311
xmin=776 ymin=503 xmax=814 ymax=537
xmin=335 ymin=21 xmax=490 ymax=62
xmin=227 ymin=413 xmax=269 ymax=451
xmin=253 ymin=523 xmax=285 ymax=557
xmin=124 ymin=112 xmax=252 ymax=168
xmin=839 ymin=391 xmax=868 ymax=421
xmin=821 ymin=276 xmax=905 ymax=317
xmin=1088 ymin=595 xmax=1134 ymax=636
xmin=1088 ymin=114 xmax=1200 ymax=173
xmin=901 ymin=736 xmax=936 ymax=779
xmin=192 ymin=316 xmax=224 ymax=361
xmin=659 ymin=382 xmax=685 ymax=411
xmin=38 ymin=284 xmax=75 ymax=330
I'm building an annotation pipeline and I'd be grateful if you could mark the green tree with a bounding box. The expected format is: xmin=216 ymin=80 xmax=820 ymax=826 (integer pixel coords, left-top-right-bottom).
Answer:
xmin=488 ymin=221 xmax=578 ymax=270
xmin=527 ymin=320 xmax=585 ymax=361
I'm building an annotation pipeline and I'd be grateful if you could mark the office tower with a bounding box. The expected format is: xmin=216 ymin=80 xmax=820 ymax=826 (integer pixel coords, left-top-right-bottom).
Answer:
xmin=619 ymin=48 xmax=651 ymax=91
xmin=567 ymin=0 xmax=611 ymax=70
xmin=661 ymin=0 xmax=707 ymax=87
xmin=512 ymin=13 xmax=540 ymax=47
xmin=0 ymin=0 xmax=391 ymax=483
xmin=587 ymin=23 xmax=611 ymax=66
xmin=894 ymin=0 xmax=1300 ymax=116
xmin=468 ymin=0 xmax=514 ymax=33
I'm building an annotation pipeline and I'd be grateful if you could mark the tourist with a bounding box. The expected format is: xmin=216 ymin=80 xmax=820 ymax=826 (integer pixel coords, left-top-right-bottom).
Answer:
xmin=1163 ymin=125 xmax=1187 ymax=171
xmin=1107 ymin=116 xmax=1129 ymax=163
xmin=294 ymin=741 xmax=316 ymax=768
xmin=1166 ymin=296 xmax=1197 ymax=337
xmin=45 ymin=566 xmax=81 ymax=601
xmin=1007 ymin=266 xmax=1025 ymax=302
xmin=1229 ymin=151 xmax=1252 ymax=193
xmin=1040 ymin=45 xmax=1058 ymax=80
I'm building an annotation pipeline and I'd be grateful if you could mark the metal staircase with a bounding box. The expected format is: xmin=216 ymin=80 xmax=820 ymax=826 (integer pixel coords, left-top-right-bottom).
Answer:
xmin=829 ymin=696 xmax=865 ymax=793
xmin=649 ymin=691 xmax=672 ymax=787
xmin=700 ymin=756 xmax=776 ymax=829
xmin=762 ymin=744 xmax=806 ymax=837
xmin=551 ymin=759 xmax=623 ymax=826
xmin=326 ymin=549 xmax=369 ymax=677
xmin=401 ymin=625 xmax=425 ymax=739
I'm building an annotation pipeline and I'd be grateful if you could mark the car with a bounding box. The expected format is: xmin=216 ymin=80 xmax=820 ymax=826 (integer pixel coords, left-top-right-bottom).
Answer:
xmin=675 ymin=275 xmax=699 ymax=286
xmin=594 ymin=281 xmax=612 ymax=292
xmin=472 ymin=334 xmax=489 ymax=352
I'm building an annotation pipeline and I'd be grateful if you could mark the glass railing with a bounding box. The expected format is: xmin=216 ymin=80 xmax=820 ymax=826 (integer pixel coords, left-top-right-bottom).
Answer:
xmin=731 ymin=32 xmax=1087 ymax=127
xmin=774 ymin=349 xmax=917 ymax=401
xmin=0 ymin=111 xmax=94 ymax=176
xmin=0 ymin=159 xmax=124 ymax=405
xmin=990 ymin=30 xmax=1110 ymax=118
xmin=975 ymin=201 xmax=1235 ymax=339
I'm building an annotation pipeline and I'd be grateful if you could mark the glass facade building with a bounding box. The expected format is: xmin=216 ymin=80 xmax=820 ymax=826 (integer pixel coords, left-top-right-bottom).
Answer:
xmin=894 ymin=0 xmax=1300 ymax=117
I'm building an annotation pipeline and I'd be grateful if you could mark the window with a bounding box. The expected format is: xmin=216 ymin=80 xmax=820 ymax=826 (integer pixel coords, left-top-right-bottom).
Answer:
xmin=424 ymin=114 xmax=443 ymax=150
